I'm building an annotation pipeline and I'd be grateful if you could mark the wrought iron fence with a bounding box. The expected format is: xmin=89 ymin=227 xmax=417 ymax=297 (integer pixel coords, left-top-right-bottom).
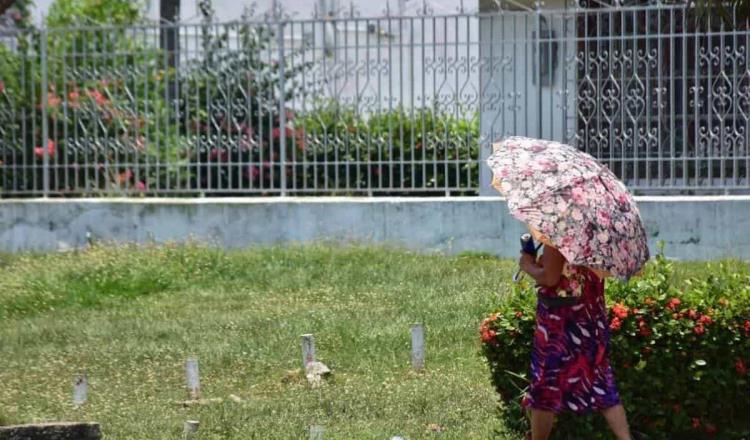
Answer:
xmin=0 ymin=2 xmax=748 ymax=197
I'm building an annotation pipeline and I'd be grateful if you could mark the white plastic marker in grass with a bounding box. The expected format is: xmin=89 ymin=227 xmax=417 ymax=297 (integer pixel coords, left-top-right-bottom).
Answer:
xmin=73 ymin=374 xmax=88 ymax=406
xmin=185 ymin=358 xmax=200 ymax=400
xmin=301 ymin=334 xmax=316 ymax=368
xmin=184 ymin=420 xmax=199 ymax=439
xmin=309 ymin=425 xmax=324 ymax=439
xmin=391 ymin=437 xmax=406 ymax=440
xmin=411 ymin=324 xmax=425 ymax=370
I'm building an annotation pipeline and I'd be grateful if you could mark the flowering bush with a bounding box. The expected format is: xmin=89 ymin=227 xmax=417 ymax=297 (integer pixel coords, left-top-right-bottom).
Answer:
xmin=481 ymin=249 xmax=750 ymax=439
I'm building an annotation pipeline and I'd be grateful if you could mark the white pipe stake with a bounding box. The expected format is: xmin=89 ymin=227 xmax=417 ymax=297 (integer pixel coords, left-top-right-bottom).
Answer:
xmin=185 ymin=358 xmax=200 ymax=400
xmin=184 ymin=420 xmax=199 ymax=439
xmin=301 ymin=334 xmax=316 ymax=368
xmin=73 ymin=374 xmax=88 ymax=406
xmin=411 ymin=324 xmax=425 ymax=371
xmin=309 ymin=425 xmax=324 ymax=439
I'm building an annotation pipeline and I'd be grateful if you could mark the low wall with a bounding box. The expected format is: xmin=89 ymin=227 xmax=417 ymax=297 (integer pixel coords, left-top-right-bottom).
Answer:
xmin=1 ymin=196 xmax=749 ymax=260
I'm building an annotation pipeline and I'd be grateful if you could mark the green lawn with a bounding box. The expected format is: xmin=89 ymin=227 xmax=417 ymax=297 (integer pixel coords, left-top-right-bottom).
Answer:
xmin=0 ymin=244 xmax=518 ymax=439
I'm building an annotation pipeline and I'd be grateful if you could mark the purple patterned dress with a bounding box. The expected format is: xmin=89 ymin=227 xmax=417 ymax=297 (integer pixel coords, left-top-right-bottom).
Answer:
xmin=521 ymin=265 xmax=621 ymax=414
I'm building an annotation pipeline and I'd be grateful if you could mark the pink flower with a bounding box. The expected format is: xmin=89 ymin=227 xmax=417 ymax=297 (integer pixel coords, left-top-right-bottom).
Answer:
xmin=698 ymin=315 xmax=713 ymax=325
xmin=117 ymin=169 xmax=133 ymax=184
xmin=135 ymin=181 xmax=147 ymax=191
xmin=597 ymin=210 xmax=612 ymax=227
xmin=34 ymin=139 xmax=55 ymax=159
xmin=209 ymin=148 xmax=229 ymax=162
xmin=693 ymin=324 xmax=705 ymax=336
xmin=571 ymin=187 xmax=586 ymax=205
xmin=692 ymin=418 xmax=701 ymax=429
xmin=743 ymin=320 xmax=750 ymax=335
xmin=596 ymin=231 xmax=610 ymax=243
xmin=245 ymin=165 xmax=260 ymax=180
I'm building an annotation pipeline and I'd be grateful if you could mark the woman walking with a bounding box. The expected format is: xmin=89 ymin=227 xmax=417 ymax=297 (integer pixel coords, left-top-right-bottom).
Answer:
xmin=486 ymin=137 xmax=649 ymax=440
xmin=519 ymin=245 xmax=632 ymax=440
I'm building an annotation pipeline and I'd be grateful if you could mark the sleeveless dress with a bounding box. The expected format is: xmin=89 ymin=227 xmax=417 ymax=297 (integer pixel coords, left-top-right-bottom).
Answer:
xmin=521 ymin=264 xmax=621 ymax=414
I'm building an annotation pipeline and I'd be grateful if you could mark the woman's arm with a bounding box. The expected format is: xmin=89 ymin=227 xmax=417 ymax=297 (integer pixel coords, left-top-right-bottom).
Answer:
xmin=519 ymin=246 xmax=565 ymax=287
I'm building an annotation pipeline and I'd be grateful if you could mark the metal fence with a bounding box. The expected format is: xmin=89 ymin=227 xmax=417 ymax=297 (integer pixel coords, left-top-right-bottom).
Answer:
xmin=0 ymin=2 xmax=748 ymax=197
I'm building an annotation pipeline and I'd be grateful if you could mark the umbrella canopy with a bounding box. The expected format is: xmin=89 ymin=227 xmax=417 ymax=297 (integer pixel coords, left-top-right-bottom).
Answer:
xmin=486 ymin=136 xmax=649 ymax=280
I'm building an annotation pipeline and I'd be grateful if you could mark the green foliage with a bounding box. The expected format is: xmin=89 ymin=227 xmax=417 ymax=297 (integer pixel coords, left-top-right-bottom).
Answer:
xmin=299 ymin=104 xmax=479 ymax=194
xmin=46 ymin=0 xmax=142 ymax=27
xmin=481 ymin=248 xmax=750 ymax=439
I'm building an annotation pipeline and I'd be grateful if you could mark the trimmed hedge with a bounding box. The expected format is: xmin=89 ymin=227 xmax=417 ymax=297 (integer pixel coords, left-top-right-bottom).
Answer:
xmin=481 ymin=249 xmax=750 ymax=439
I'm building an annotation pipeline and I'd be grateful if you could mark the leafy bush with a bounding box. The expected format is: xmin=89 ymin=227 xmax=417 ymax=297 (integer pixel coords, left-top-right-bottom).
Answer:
xmin=299 ymin=104 xmax=479 ymax=195
xmin=481 ymin=249 xmax=750 ymax=439
xmin=0 ymin=0 xmax=177 ymax=194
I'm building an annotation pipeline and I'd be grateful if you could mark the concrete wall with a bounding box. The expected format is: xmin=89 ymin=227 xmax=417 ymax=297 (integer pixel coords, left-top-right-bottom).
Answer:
xmin=1 ymin=197 xmax=749 ymax=261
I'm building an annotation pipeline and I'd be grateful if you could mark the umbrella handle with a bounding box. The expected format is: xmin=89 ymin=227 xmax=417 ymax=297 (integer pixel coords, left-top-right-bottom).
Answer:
xmin=514 ymin=242 xmax=542 ymax=283
xmin=513 ymin=269 xmax=523 ymax=283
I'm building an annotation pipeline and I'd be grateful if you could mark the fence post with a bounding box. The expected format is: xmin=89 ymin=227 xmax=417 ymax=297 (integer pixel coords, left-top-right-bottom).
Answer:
xmin=277 ymin=18 xmax=287 ymax=196
xmin=40 ymin=27 xmax=50 ymax=197
xmin=535 ymin=1 xmax=543 ymax=140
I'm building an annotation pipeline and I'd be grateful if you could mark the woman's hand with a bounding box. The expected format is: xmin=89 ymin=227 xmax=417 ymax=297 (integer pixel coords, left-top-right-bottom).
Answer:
xmin=519 ymin=252 xmax=537 ymax=274
xmin=519 ymin=246 xmax=565 ymax=287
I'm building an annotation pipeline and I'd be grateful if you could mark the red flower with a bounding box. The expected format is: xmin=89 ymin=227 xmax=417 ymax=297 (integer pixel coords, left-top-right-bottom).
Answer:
xmin=692 ymin=418 xmax=701 ymax=429
xmin=693 ymin=324 xmax=705 ymax=336
xmin=609 ymin=317 xmax=622 ymax=331
xmin=668 ymin=298 xmax=682 ymax=310
xmin=698 ymin=315 xmax=713 ymax=325
xmin=638 ymin=321 xmax=653 ymax=337
xmin=87 ymin=89 xmax=108 ymax=106
xmin=209 ymin=148 xmax=229 ymax=162
xmin=705 ymin=423 xmax=717 ymax=435
xmin=687 ymin=309 xmax=698 ymax=320
xmin=480 ymin=328 xmax=497 ymax=343
xmin=34 ymin=139 xmax=55 ymax=159
xmin=271 ymin=126 xmax=294 ymax=140
xmin=612 ymin=303 xmax=629 ymax=319
xmin=47 ymin=92 xmax=61 ymax=108
xmin=743 ymin=320 xmax=750 ymax=335
xmin=736 ymin=359 xmax=747 ymax=376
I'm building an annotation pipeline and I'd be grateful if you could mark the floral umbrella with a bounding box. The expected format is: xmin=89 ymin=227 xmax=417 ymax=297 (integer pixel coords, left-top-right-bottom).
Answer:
xmin=486 ymin=136 xmax=649 ymax=280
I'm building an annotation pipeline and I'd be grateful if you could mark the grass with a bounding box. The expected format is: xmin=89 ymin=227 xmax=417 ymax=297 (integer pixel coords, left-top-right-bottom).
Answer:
xmin=0 ymin=244 xmax=518 ymax=439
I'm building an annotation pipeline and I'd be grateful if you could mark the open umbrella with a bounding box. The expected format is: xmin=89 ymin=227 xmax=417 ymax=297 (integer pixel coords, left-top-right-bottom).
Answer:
xmin=486 ymin=136 xmax=649 ymax=280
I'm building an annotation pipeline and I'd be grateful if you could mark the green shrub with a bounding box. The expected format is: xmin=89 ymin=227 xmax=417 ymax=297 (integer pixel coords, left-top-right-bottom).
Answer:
xmin=481 ymin=250 xmax=750 ymax=439
xmin=299 ymin=104 xmax=479 ymax=195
